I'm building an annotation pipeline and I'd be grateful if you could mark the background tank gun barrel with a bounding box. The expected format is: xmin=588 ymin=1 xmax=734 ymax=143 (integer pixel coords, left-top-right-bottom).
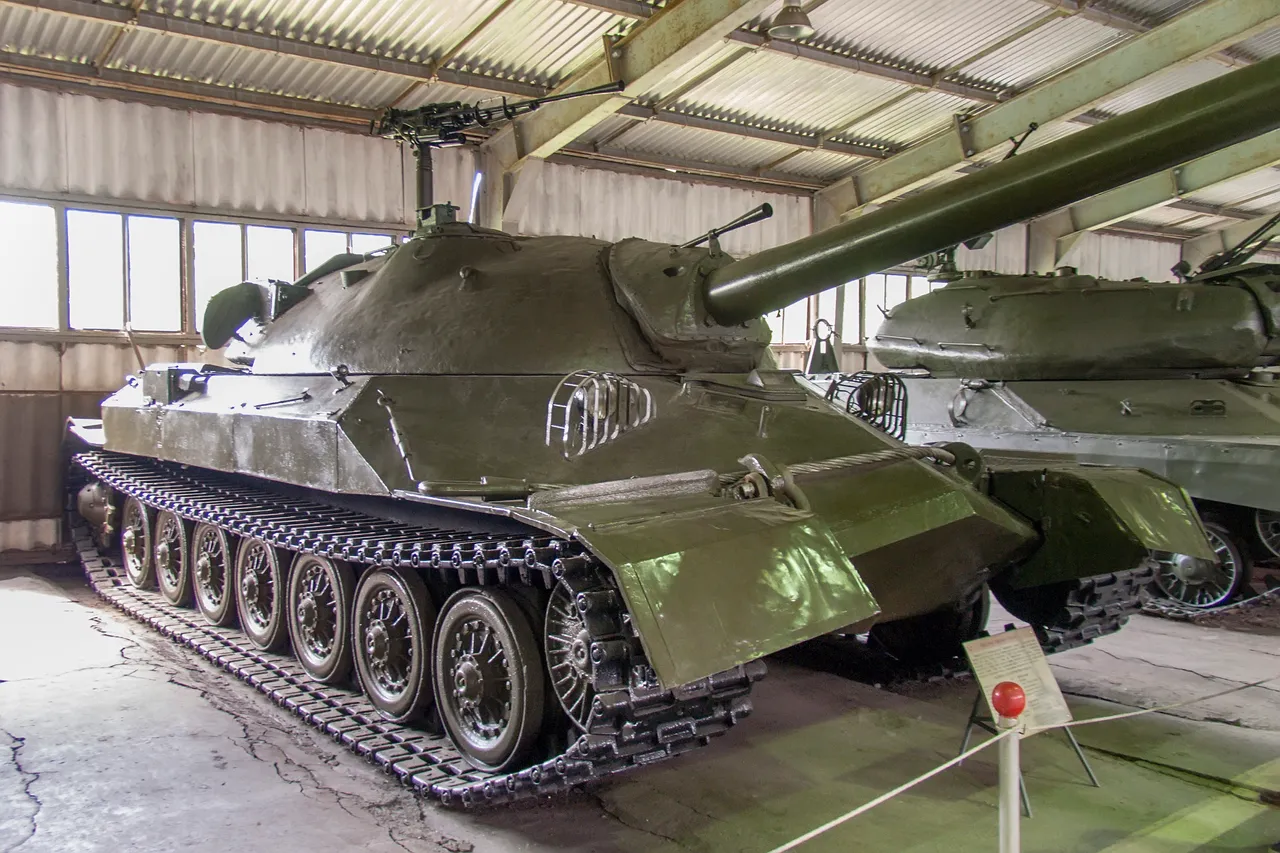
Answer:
xmin=702 ymin=52 xmax=1280 ymax=325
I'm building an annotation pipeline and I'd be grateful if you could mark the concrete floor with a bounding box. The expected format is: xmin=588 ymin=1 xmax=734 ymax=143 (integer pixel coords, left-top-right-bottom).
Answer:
xmin=1 ymin=564 xmax=1277 ymax=853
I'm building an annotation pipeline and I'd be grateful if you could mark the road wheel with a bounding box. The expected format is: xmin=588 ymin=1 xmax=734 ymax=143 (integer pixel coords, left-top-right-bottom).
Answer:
xmin=154 ymin=511 xmax=192 ymax=606
xmin=352 ymin=569 xmax=436 ymax=723
xmin=287 ymin=555 xmax=355 ymax=684
xmin=235 ymin=538 xmax=288 ymax=651
xmin=433 ymin=588 xmax=546 ymax=772
xmin=191 ymin=524 xmax=237 ymax=626
xmin=1154 ymin=519 xmax=1252 ymax=608
xmin=120 ymin=497 xmax=155 ymax=589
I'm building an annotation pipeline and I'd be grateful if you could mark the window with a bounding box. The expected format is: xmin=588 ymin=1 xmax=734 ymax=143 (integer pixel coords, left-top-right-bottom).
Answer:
xmin=303 ymin=229 xmax=347 ymax=273
xmin=0 ymin=201 xmax=58 ymax=329
xmin=350 ymin=232 xmax=393 ymax=255
xmin=841 ymin=280 xmax=862 ymax=343
xmin=910 ymin=275 xmax=932 ymax=299
xmin=816 ymin=287 xmax=837 ymax=338
xmin=193 ymin=222 xmax=243 ymax=331
xmin=247 ymin=225 xmax=294 ymax=282
xmin=68 ymin=210 xmax=125 ymax=330
xmin=127 ymin=216 xmax=181 ymax=331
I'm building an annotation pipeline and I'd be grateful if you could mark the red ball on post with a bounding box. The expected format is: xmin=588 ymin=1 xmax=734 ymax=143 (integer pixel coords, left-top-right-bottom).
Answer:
xmin=991 ymin=681 xmax=1027 ymax=719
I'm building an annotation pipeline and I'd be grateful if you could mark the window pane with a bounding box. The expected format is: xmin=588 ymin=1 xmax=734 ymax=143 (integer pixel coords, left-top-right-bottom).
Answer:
xmin=911 ymin=275 xmax=931 ymax=299
xmin=781 ymin=298 xmax=808 ymax=344
xmin=885 ymin=274 xmax=909 ymax=311
xmin=865 ymin=274 xmax=887 ymax=338
xmin=246 ymin=225 xmax=294 ymax=282
xmin=816 ymin=287 xmax=837 ymax=336
xmin=841 ymin=281 xmax=861 ymax=343
xmin=194 ymin=222 xmax=243 ymax=332
xmin=350 ymin=232 xmax=392 ymax=254
xmin=68 ymin=210 xmax=125 ymax=330
xmin=304 ymin=229 xmax=347 ymax=273
xmin=127 ymin=215 xmax=181 ymax=332
xmin=0 ymin=201 xmax=58 ymax=328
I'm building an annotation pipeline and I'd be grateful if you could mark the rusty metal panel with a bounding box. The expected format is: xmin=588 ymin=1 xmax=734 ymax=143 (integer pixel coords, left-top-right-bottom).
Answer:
xmin=0 ymin=519 xmax=61 ymax=553
xmin=0 ymin=341 xmax=61 ymax=392
xmin=0 ymin=393 xmax=62 ymax=521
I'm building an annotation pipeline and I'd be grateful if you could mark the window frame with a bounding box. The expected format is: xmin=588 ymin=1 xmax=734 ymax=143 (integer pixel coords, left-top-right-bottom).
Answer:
xmin=0 ymin=189 xmax=408 ymax=345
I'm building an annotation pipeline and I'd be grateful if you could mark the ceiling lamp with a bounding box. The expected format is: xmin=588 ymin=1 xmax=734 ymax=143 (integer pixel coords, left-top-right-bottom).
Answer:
xmin=768 ymin=3 xmax=815 ymax=40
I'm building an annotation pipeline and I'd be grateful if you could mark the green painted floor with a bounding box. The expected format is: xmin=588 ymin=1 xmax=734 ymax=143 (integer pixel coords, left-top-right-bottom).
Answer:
xmin=2 ymin=564 xmax=1277 ymax=853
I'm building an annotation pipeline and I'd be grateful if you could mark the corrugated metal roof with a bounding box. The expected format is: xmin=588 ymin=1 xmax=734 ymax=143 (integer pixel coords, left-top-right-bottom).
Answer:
xmin=450 ymin=1 xmax=628 ymax=87
xmin=142 ymin=0 xmax=509 ymax=65
xmin=796 ymin=0 xmax=1050 ymax=77
xmin=1094 ymin=59 xmax=1229 ymax=115
xmin=1235 ymin=25 xmax=1280 ymax=60
xmin=0 ymin=4 xmax=112 ymax=63
xmin=1092 ymin=0 xmax=1206 ymax=26
xmin=1184 ymin=169 xmax=1280 ymax=210
xmin=951 ymin=15 xmax=1126 ymax=90
xmin=609 ymin=120 xmax=794 ymax=169
xmin=771 ymin=148 xmax=861 ymax=181
xmin=832 ymin=89 xmax=974 ymax=148
xmin=634 ymin=40 xmax=744 ymax=104
xmin=671 ymin=48 xmax=908 ymax=136
xmin=114 ymin=29 xmax=407 ymax=106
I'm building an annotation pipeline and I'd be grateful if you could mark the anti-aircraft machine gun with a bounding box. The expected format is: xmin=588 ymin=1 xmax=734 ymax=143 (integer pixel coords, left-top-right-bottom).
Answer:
xmin=62 ymin=54 xmax=1280 ymax=805
xmin=372 ymin=80 xmax=626 ymax=226
xmin=867 ymin=207 xmax=1280 ymax=610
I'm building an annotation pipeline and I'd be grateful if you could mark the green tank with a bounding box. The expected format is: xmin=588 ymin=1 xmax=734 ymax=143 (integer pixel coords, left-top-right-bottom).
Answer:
xmin=868 ymin=252 xmax=1280 ymax=610
xmin=63 ymin=52 xmax=1280 ymax=804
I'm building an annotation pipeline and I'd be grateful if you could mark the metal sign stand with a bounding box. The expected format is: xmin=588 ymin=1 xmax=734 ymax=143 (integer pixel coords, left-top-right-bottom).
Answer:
xmin=958 ymin=687 xmax=1100 ymax=818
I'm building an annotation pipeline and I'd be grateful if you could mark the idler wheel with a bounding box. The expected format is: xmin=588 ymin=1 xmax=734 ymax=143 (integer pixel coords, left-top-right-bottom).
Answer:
xmin=191 ymin=524 xmax=237 ymax=627
xmin=433 ymin=588 xmax=545 ymax=772
xmin=544 ymin=581 xmax=595 ymax=730
xmin=120 ymin=497 xmax=155 ymax=589
xmin=352 ymin=569 xmax=436 ymax=723
xmin=287 ymin=555 xmax=355 ymax=684
xmin=153 ymin=510 xmax=192 ymax=606
xmin=234 ymin=537 xmax=288 ymax=651
xmin=869 ymin=585 xmax=990 ymax=665
xmin=1153 ymin=519 xmax=1252 ymax=609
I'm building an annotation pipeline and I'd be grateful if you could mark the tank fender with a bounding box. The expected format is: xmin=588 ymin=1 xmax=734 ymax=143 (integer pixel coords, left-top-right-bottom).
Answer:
xmin=987 ymin=465 xmax=1213 ymax=589
xmin=537 ymin=490 xmax=879 ymax=689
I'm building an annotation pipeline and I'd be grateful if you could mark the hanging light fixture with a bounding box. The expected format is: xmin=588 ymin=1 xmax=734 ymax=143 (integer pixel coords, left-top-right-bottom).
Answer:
xmin=768 ymin=2 xmax=814 ymax=40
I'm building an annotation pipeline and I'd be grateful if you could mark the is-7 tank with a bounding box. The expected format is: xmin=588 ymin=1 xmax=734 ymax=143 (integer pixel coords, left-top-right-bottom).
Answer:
xmin=867 ymin=226 xmax=1280 ymax=609
xmin=65 ymin=52 xmax=1280 ymax=804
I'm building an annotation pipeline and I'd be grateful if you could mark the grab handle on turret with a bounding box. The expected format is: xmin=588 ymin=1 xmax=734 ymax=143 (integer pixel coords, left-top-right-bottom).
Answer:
xmin=681 ymin=203 xmax=773 ymax=249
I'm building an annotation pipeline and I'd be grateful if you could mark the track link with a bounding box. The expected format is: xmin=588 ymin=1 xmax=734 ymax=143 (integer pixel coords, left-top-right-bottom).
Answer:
xmin=1037 ymin=565 xmax=1154 ymax=654
xmin=70 ymin=450 xmax=764 ymax=807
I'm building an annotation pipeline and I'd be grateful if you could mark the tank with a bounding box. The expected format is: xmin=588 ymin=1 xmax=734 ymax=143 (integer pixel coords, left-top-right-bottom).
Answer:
xmin=63 ymin=52 xmax=1280 ymax=804
xmin=867 ymin=253 xmax=1280 ymax=610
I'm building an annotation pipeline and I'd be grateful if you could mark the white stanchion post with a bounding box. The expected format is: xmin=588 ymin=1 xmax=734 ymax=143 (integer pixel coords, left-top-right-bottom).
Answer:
xmin=992 ymin=681 xmax=1026 ymax=853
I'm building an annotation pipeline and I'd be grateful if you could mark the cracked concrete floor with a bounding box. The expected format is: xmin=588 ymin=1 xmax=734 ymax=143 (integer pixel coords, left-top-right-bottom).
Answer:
xmin=1 ymin=564 xmax=1277 ymax=853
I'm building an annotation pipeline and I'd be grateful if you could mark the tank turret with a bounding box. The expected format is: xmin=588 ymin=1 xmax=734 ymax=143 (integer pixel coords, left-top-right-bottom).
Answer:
xmin=867 ymin=257 xmax=1280 ymax=610
xmin=63 ymin=51 xmax=1280 ymax=805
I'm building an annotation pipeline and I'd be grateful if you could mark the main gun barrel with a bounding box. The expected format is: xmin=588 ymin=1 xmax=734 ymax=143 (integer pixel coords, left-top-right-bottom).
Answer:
xmin=702 ymin=52 xmax=1280 ymax=325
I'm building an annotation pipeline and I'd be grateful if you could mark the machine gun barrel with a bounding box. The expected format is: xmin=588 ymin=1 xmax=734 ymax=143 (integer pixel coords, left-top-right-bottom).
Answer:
xmin=702 ymin=52 xmax=1280 ymax=325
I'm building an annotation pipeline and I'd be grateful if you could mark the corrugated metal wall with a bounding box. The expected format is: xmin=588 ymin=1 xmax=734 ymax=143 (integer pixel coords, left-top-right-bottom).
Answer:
xmin=1063 ymin=231 xmax=1182 ymax=280
xmin=0 ymin=341 xmax=188 ymax=553
xmin=513 ymin=160 xmax=813 ymax=254
xmin=0 ymin=81 xmax=418 ymax=224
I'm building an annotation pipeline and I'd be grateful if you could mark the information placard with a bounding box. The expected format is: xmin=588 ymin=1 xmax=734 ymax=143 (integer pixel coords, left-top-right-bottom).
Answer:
xmin=963 ymin=627 xmax=1072 ymax=732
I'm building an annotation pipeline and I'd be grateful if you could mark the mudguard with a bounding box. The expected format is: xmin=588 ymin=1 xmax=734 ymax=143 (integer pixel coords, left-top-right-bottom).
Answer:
xmin=541 ymin=491 xmax=879 ymax=688
xmin=988 ymin=465 xmax=1213 ymax=589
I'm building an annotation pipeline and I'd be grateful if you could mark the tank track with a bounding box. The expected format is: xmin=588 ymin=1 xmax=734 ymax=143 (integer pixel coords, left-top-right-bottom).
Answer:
xmin=68 ymin=449 xmax=763 ymax=808
xmin=1034 ymin=565 xmax=1155 ymax=655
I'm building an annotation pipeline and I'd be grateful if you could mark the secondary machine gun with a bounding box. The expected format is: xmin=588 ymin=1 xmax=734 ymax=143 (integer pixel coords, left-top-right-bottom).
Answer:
xmin=372 ymin=80 xmax=625 ymax=221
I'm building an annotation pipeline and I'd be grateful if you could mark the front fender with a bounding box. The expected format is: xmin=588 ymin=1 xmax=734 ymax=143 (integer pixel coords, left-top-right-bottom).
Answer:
xmin=988 ymin=464 xmax=1213 ymax=589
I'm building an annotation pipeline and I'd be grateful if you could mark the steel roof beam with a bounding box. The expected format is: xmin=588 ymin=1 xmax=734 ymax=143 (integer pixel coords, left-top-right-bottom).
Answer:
xmin=1180 ymin=212 xmax=1280 ymax=268
xmin=1028 ymin=128 xmax=1280 ymax=269
xmin=484 ymin=0 xmax=774 ymax=173
xmin=815 ymin=0 xmax=1280 ymax=229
